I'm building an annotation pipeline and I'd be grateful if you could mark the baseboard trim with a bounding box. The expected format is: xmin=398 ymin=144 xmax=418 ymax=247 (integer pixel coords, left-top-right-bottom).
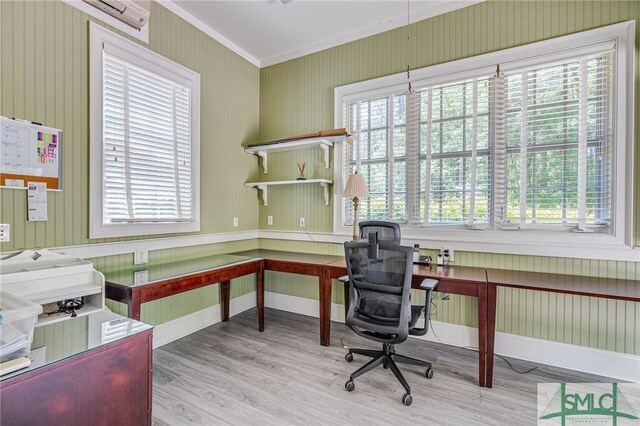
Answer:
xmin=153 ymin=291 xmax=257 ymax=348
xmin=265 ymin=292 xmax=640 ymax=383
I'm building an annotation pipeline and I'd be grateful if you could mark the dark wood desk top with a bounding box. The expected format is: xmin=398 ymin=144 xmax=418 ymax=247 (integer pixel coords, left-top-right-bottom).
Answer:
xmin=233 ymin=249 xmax=343 ymax=266
xmin=486 ymin=269 xmax=640 ymax=301
xmin=103 ymin=254 xmax=260 ymax=288
xmin=326 ymin=258 xmax=487 ymax=282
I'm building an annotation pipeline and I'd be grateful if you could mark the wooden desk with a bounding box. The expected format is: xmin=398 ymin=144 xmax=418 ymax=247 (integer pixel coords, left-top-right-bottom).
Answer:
xmin=104 ymin=255 xmax=265 ymax=332
xmin=485 ymin=270 xmax=640 ymax=388
xmin=233 ymin=249 xmax=343 ymax=346
xmin=325 ymin=259 xmax=490 ymax=387
xmin=1 ymin=311 xmax=153 ymax=425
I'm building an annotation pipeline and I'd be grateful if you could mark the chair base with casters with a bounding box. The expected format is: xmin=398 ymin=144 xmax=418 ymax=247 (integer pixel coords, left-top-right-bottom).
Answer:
xmin=344 ymin=342 xmax=434 ymax=406
xmin=340 ymin=275 xmax=439 ymax=406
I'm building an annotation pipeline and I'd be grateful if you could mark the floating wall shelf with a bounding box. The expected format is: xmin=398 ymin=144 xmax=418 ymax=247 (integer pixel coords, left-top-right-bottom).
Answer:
xmin=244 ymin=136 xmax=346 ymax=173
xmin=244 ymin=179 xmax=332 ymax=206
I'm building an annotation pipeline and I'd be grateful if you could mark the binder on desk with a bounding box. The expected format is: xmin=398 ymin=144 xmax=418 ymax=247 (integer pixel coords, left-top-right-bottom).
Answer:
xmin=0 ymin=116 xmax=63 ymax=190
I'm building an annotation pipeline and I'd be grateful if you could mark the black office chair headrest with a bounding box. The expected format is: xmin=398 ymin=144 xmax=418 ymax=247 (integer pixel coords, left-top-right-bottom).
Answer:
xmin=367 ymin=231 xmax=379 ymax=259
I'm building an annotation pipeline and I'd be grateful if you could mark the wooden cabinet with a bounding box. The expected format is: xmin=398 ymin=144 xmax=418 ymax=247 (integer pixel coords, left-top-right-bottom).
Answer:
xmin=0 ymin=329 xmax=153 ymax=426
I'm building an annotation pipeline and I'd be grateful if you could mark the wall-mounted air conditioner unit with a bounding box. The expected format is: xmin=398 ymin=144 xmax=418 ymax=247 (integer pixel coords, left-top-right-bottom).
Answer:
xmin=82 ymin=0 xmax=150 ymax=29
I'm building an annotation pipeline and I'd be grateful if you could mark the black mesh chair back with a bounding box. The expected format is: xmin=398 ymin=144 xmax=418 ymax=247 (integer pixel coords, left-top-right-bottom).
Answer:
xmin=359 ymin=221 xmax=401 ymax=244
xmin=344 ymin=241 xmax=413 ymax=343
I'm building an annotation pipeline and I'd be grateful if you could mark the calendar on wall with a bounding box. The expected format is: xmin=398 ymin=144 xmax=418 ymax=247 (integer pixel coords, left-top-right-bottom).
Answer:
xmin=0 ymin=116 xmax=63 ymax=190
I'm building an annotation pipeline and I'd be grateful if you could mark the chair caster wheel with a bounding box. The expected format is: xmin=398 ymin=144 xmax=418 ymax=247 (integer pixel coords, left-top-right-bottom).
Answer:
xmin=425 ymin=367 xmax=434 ymax=379
xmin=345 ymin=353 xmax=353 ymax=362
xmin=402 ymin=393 xmax=413 ymax=406
xmin=383 ymin=362 xmax=389 ymax=369
xmin=345 ymin=380 xmax=355 ymax=392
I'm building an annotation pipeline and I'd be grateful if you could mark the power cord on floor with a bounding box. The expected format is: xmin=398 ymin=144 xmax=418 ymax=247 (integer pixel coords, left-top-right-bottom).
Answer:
xmin=302 ymin=225 xmax=316 ymax=242
xmin=340 ymin=332 xmax=355 ymax=351
xmin=428 ymin=317 xmax=539 ymax=375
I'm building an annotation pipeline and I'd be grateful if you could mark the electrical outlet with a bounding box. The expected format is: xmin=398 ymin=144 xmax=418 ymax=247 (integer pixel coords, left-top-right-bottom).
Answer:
xmin=134 ymin=270 xmax=149 ymax=286
xmin=299 ymin=217 xmax=305 ymax=228
xmin=0 ymin=224 xmax=10 ymax=242
xmin=134 ymin=249 xmax=148 ymax=265
xmin=233 ymin=217 xmax=239 ymax=227
xmin=267 ymin=215 xmax=273 ymax=226
xmin=442 ymin=247 xmax=454 ymax=262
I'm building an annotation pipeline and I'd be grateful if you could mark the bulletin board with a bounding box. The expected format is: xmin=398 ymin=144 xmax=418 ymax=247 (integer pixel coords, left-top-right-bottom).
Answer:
xmin=0 ymin=116 xmax=63 ymax=190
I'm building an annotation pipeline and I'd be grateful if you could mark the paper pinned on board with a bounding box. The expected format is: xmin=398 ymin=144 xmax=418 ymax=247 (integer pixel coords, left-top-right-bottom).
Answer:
xmin=27 ymin=181 xmax=48 ymax=221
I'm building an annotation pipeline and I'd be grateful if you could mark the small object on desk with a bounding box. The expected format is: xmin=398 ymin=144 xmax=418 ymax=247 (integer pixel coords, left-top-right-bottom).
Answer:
xmin=296 ymin=162 xmax=307 ymax=180
xmin=437 ymin=252 xmax=444 ymax=266
xmin=413 ymin=244 xmax=420 ymax=263
xmin=0 ymin=356 xmax=30 ymax=376
xmin=415 ymin=255 xmax=431 ymax=265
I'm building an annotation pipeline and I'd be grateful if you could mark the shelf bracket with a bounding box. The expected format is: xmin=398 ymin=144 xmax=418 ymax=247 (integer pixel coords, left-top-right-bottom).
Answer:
xmin=320 ymin=142 xmax=331 ymax=169
xmin=320 ymin=182 xmax=330 ymax=206
xmin=257 ymin=151 xmax=268 ymax=173
xmin=256 ymin=185 xmax=268 ymax=206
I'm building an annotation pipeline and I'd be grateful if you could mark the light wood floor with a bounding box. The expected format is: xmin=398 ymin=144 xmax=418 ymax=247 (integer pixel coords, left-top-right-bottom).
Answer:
xmin=152 ymin=308 xmax=610 ymax=426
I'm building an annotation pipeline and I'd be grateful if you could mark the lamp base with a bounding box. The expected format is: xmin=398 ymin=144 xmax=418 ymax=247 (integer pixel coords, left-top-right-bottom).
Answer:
xmin=352 ymin=197 xmax=359 ymax=241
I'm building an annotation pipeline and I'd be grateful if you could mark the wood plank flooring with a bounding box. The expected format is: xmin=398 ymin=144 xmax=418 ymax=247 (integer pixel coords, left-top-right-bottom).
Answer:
xmin=152 ymin=308 xmax=612 ymax=425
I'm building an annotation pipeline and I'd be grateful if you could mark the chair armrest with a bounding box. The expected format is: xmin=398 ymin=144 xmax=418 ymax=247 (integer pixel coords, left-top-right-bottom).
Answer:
xmin=338 ymin=274 xmax=363 ymax=283
xmin=420 ymin=278 xmax=438 ymax=291
xmin=409 ymin=279 xmax=439 ymax=336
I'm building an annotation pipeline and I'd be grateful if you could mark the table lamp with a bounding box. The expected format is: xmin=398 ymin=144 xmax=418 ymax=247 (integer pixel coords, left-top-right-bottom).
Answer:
xmin=342 ymin=171 xmax=369 ymax=241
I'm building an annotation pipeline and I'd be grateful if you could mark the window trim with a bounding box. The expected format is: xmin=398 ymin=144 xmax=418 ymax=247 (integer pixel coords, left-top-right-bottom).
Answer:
xmin=333 ymin=21 xmax=635 ymax=257
xmin=89 ymin=23 xmax=201 ymax=238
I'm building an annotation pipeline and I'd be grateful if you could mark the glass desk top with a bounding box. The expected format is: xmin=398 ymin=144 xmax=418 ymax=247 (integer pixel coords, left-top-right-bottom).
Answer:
xmin=103 ymin=254 xmax=259 ymax=287
xmin=1 ymin=310 xmax=152 ymax=382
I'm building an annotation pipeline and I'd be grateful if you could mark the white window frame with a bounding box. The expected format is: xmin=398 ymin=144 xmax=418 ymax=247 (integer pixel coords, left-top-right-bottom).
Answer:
xmin=334 ymin=21 xmax=635 ymax=260
xmin=89 ymin=23 xmax=201 ymax=238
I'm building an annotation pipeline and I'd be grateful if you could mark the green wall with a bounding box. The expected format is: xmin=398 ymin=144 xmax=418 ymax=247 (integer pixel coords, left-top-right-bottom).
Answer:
xmin=0 ymin=0 xmax=261 ymax=252
xmin=258 ymin=0 xmax=640 ymax=355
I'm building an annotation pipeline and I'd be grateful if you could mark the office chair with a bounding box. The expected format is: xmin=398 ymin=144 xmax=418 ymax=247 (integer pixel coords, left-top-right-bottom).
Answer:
xmin=359 ymin=220 xmax=401 ymax=243
xmin=342 ymin=233 xmax=438 ymax=406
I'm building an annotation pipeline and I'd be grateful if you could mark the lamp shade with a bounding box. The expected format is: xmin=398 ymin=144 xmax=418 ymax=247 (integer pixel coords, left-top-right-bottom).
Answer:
xmin=342 ymin=172 xmax=369 ymax=198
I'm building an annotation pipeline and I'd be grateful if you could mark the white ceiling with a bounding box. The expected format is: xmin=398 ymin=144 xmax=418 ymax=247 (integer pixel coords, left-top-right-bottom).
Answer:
xmin=167 ymin=0 xmax=484 ymax=67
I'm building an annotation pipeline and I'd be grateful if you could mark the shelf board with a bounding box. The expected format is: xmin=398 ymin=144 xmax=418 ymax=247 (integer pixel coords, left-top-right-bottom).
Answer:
xmin=244 ymin=179 xmax=332 ymax=206
xmin=244 ymin=136 xmax=346 ymax=173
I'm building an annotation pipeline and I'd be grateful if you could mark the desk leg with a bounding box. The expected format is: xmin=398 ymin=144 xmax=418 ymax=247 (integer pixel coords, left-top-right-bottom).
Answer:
xmin=220 ymin=280 xmax=230 ymax=321
xmin=319 ymin=270 xmax=332 ymax=347
xmin=477 ymin=284 xmax=487 ymax=388
xmin=129 ymin=290 xmax=141 ymax=321
xmin=257 ymin=262 xmax=265 ymax=332
xmin=485 ymin=284 xmax=497 ymax=388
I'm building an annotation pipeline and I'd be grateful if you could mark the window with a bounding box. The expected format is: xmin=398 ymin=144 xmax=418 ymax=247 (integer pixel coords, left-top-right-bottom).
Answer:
xmin=335 ymin=22 xmax=635 ymax=257
xmin=90 ymin=23 xmax=200 ymax=238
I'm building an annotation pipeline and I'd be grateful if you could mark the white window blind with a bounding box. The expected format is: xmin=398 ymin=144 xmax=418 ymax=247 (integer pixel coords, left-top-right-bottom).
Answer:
xmin=102 ymin=52 xmax=194 ymax=224
xmin=90 ymin=24 xmax=200 ymax=238
xmin=344 ymin=94 xmax=408 ymax=224
xmin=497 ymin=52 xmax=613 ymax=229
xmin=343 ymin=77 xmax=493 ymax=228
xmin=342 ymin=52 xmax=614 ymax=234
xmin=419 ymin=78 xmax=493 ymax=227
